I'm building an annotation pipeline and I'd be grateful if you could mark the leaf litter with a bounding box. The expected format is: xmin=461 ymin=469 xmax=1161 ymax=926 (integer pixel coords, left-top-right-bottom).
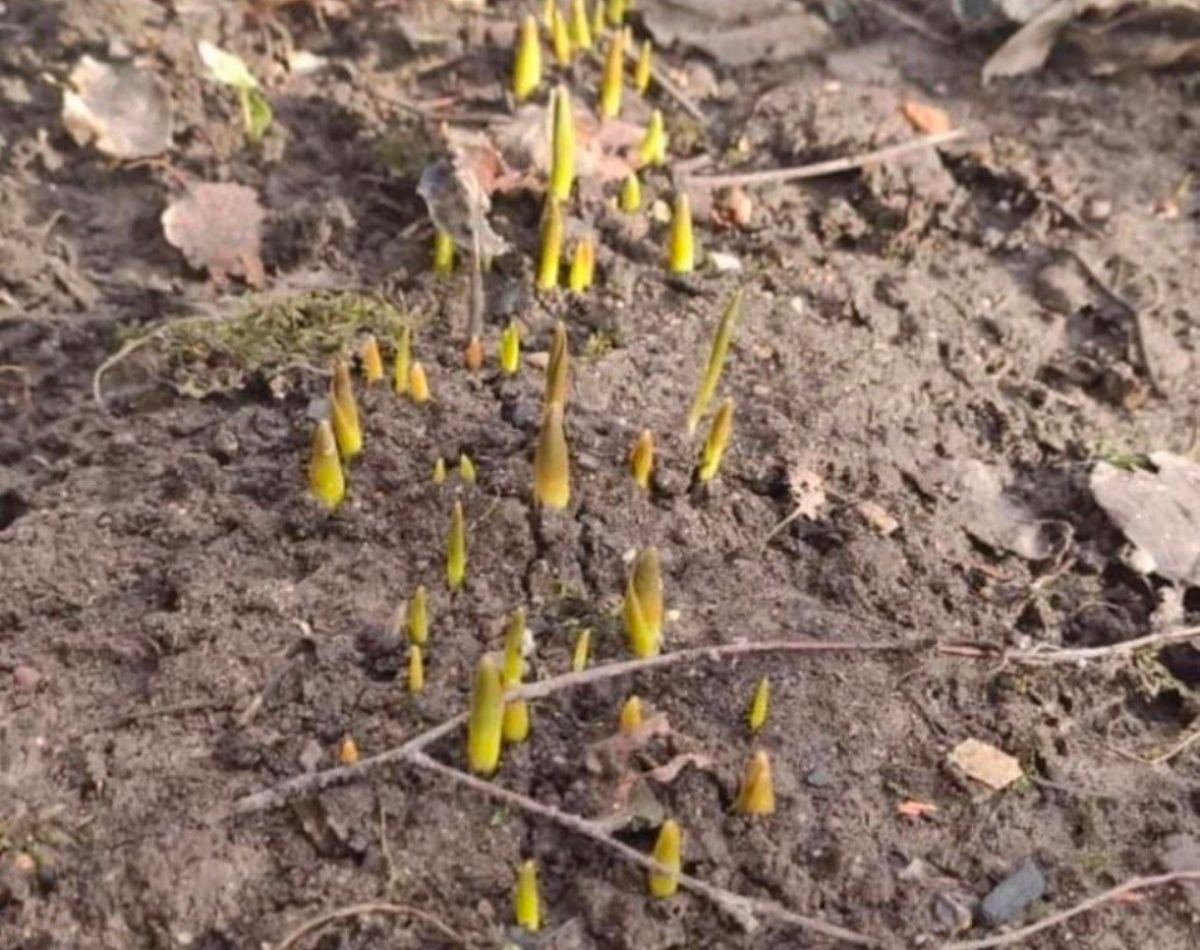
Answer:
xmin=61 ymin=56 xmax=172 ymax=159
xmin=161 ymin=183 xmax=266 ymax=287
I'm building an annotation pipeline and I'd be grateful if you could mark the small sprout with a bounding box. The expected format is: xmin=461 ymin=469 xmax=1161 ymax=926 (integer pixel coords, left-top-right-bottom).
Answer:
xmin=545 ymin=321 xmax=570 ymax=406
xmin=330 ymin=358 xmax=363 ymax=460
xmin=618 ymin=695 xmax=643 ymax=734
xmin=500 ymin=320 xmax=521 ymax=375
xmin=598 ymin=29 xmax=624 ymax=119
xmin=197 ymin=41 xmax=272 ymax=144
xmin=543 ymin=0 xmax=556 ymax=27
xmin=734 ymin=749 xmax=776 ymax=815
xmin=337 ymin=735 xmax=360 ymax=766
xmin=666 ymin=191 xmax=695 ymax=274
xmin=308 ymin=419 xmax=345 ymax=510
xmin=605 ymin=0 xmax=626 ymax=26
xmin=407 ymin=584 xmax=429 ymax=645
xmin=514 ymin=859 xmax=541 ymax=932
xmin=633 ymin=40 xmax=652 ymax=95
xmin=447 ymin=499 xmax=467 ymax=591
xmin=408 ymin=644 xmax=425 ymax=693
xmin=748 ymin=676 xmax=769 ymax=733
xmin=433 ymin=456 xmax=447 ymax=485
xmin=697 ymin=398 xmax=733 ymax=482
xmin=393 ymin=326 xmax=412 ymax=395
xmin=536 ymin=197 xmax=565 ymax=291
xmin=459 ymin=452 xmax=478 ymax=484
xmin=534 ymin=402 xmax=571 ymax=509
xmin=571 ymin=628 xmax=591 ymax=672
xmin=648 ymin=819 xmax=681 ymax=898
xmin=503 ymin=606 xmax=527 ymax=684
xmin=568 ymin=236 xmax=596 ymax=292
xmin=409 ymin=360 xmax=431 ymax=403
xmin=550 ymin=85 xmax=576 ymax=202
xmin=502 ymin=688 xmax=531 ymax=744
xmin=686 ymin=289 xmax=742 ymax=435
xmin=464 ymin=334 xmax=484 ymax=372
xmin=629 ymin=428 xmax=654 ymax=490
xmin=569 ymin=0 xmax=592 ymax=50
xmin=550 ymin=5 xmax=571 ymax=66
xmin=638 ymin=108 xmax=668 ymax=167
xmin=590 ymin=0 xmax=605 ymax=38
xmin=623 ymin=547 xmax=663 ymax=657
xmin=361 ymin=334 xmax=384 ymax=385
xmin=433 ymin=229 xmax=455 ymax=275
xmin=467 ymin=653 xmax=504 ymax=775
xmin=619 ymin=172 xmax=642 ymax=213
xmin=512 ymin=15 xmax=542 ymax=102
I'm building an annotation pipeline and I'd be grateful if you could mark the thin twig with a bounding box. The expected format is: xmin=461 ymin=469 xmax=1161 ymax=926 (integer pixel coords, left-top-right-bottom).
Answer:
xmin=409 ymin=751 xmax=878 ymax=946
xmin=854 ymin=0 xmax=956 ymax=44
xmin=1150 ymin=725 xmax=1200 ymax=765
xmin=102 ymin=698 xmax=231 ymax=730
xmin=683 ymin=130 xmax=967 ymax=190
xmin=940 ymin=870 xmax=1200 ymax=950
xmin=936 ymin=626 xmax=1200 ymax=667
xmin=273 ymin=900 xmax=466 ymax=949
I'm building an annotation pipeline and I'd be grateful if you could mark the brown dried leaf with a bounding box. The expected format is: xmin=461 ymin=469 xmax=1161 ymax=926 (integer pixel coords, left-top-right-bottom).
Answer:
xmin=161 ymin=183 xmax=264 ymax=287
xmin=62 ymin=56 xmax=172 ymax=159
xmin=585 ymin=712 xmax=672 ymax=776
xmin=489 ymin=105 xmax=641 ymax=190
xmin=902 ymin=101 xmax=953 ymax=135
xmin=788 ymin=468 xmax=827 ymax=520
xmin=948 ymin=738 xmax=1023 ymax=791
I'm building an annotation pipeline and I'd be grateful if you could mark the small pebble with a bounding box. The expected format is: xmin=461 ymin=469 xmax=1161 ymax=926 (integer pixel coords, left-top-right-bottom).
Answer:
xmin=12 ymin=665 xmax=42 ymax=691
xmin=805 ymin=768 xmax=832 ymax=788
xmin=979 ymin=857 xmax=1046 ymax=927
xmin=210 ymin=426 xmax=239 ymax=462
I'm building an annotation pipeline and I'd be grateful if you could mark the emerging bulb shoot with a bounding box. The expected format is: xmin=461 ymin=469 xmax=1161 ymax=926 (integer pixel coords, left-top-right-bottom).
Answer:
xmin=446 ymin=499 xmax=467 ymax=591
xmin=514 ymin=859 xmax=541 ymax=932
xmin=666 ymin=191 xmax=695 ymax=274
xmin=500 ymin=321 xmax=521 ymax=375
xmin=408 ymin=644 xmax=424 ymax=693
xmin=619 ymin=171 xmax=642 ymax=212
xmin=407 ymin=584 xmax=429 ymax=645
xmin=433 ymin=229 xmax=455 ymax=275
xmin=697 ymin=398 xmax=733 ymax=482
xmin=337 ymin=735 xmax=360 ymax=766
xmin=308 ymin=419 xmax=345 ymax=510
xmin=330 ymin=357 xmax=363 ymax=460
xmin=734 ymin=749 xmax=776 ymax=815
xmin=503 ymin=606 xmax=527 ymax=685
xmin=629 ymin=428 xmax=654 ymax=490
xmin=590 ymin=0 xmax=605 ymax=38
xmin=550 ymin=5 xmax=571 ymax=66
xmin=464 ymin=334 xmax=484 ymax=372
xmin=618 ymin=694 xmax=643 ymax=734
xmin=598 ymin=29 xmax=624 ymax=119
xmin=623 ymin=547 xmax=663 ymax=657
xmin=534 ymin=401 xmax=571 ymax=509
xmin=545 ymin=320 xmax=570 ymax=406
xmin=633 ymin=40 xmax=652 ymax=95
xmin=748 ymin=676 xmax=769 ymax=733
xmin=571 ymin=628 xmax=591 ymax=672
xmin=648 ymin=819 xmax=681 ymax=898
xmin=536 ymin=197 xmax=565 ymax=291
xmin=432 ymin=456 xmax=447 ymax=484
xmin=512 ymin=15 xmax=542 ymax=102
xmin=686 ymin=289 xmax=742 ymax=436
xmin=568 ymin=236 xmax=596 ymax=292
xmin=393 ymin=326 xmax=412 ymax=395
xmin=638 ymin=108 xmax=668 ymax=167
xmin=467 ymin=653 xmax=504 ymax=775
xmin=459 ymin=452 xmax=477 ymax=484
xmin=409 ymin=360 xmax=431 ymax=403
xmin=550 ymin=85 xmax=576 ymax=202
xmin=606 ymin=0 xmax=626 ymax=26
xmin=361 ymin=334 xmax=384 ymax=385
xmin=569 ymin=0 xmax=592 ymax=50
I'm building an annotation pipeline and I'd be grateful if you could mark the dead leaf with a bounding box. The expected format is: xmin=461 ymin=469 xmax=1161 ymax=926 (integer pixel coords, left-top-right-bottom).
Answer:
xmin=896 ymin=799 xmax=938 ymax=819
xmin=902 ymin=101 xmax=953 ymax=135
xmin=788 ymin=468 xmax=826 ymax=520
xmin=643 ymin=752 xmax=713 ymax=785
xmin=161 ymin=183 xmax=265 ymax=286
xmin=948 ymin=738 xmax=1024 ymax=791
xmin=937 ymin=459 xmax=1055 ymax=560
xmin=62 ymin=56 xmax=172 ymax=159
xmin=585 ymin=713 xmax=673 ymax=776
xmin=417 ymin=126 xmax=513 ymax=256
xmin=488 ymin=105 xmax=641 ymax=189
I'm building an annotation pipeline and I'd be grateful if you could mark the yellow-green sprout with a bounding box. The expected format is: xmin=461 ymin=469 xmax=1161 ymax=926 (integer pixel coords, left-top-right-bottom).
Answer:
xmin=620 ymin=172 xmax=642 ymax=212
xmin=629 ymin=428 xmax=654 ymax=490
xmin=433 ymin=456 xmax=447 ymax=484
xmin=571 ymin=628 xmax=591 ymax=672
xmin=408 ymin=644 xmax=424 ymax=693
xmin=568 ymin=236 xmax=596 ymax=292
xmin=446 ymin=499 xmax=467 ymax=591
xmin=308 ymin=419 xmax=345 ymax=510
xmin=534 ymin=402 xmax=570 ymax=509
xmin=605 ymin=0 xmax=626 ymax=26
xmin=569 ymin=0 xmax=592 ymax=50
xmin=638 ymin=108 xmax=667 ymax=167
xmin=514 ymin=859 xmax=541 ymax=931
xmin=503 ymin=606 xmax=527 ymax=684
xmin=464 ymin=335 xmax=484 ymax=372
xmin=500 ymin=320 xmax=521 ymax=375
xmin=748 ymin=676 xmax=769 ymax=733
xmin=549 ymin=85 xmax=576 ymax=202
xmin=734 ymin=749 xmax=776 ymax=815
xmin=590 ymin=0 xmax=605 ymax=38
xmin=550 ymin=5 xmax=571 ymax=66
xmin=467 ymin=653 xmax=503 ymax=774
xmin=409 ymin=360 xmax=431 ymax=402
xmin=697 ymin=398 xmax=733 ymax=482
xmin=633 ymin=40 xmax=652 ymax=95
xmin=536 ymin=197 xmax=564 ymax=291
xmin=393 ymin=326 xmax=412 ymax=395
xmin=686 ymin=289 xmax=742 ymax=435
xmin=433 ymin=229 xmax=455 ymax=275
xmin=459 ymin=452 xmax=477 ymax=484
xmin=543 ymin=0 xmax=556 ymax=27
xmin=545 ymin=321 xmax=570 ymax=406
xmin=648 ymin=819 xmax=681 ymax=898
xmin=666 ymin=191 xmax=695 ymax=274
xmin=598 ymin=29 xmax=624 ymax=119
xmin=513 ymin=15 xmax=542 ymax=102
xmin=407 ymin=584 xmax=429 ymax=645
xmin=361 ymin=334 xmax=384 ymax=385
xmin=623 ymin=547 xmax=663 ymax=657
xmin=330 ymin=358 xmax=362 ymax=460
xmin=618 ymin=694 xmax=643 ymax=734
xmin=502 ymin=679 xmax=530 ymax=744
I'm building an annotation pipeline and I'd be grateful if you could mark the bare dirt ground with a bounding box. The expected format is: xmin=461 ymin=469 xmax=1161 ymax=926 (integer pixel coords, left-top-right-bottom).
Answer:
xmin=2 ymin=1 xmax=1200 ymax=948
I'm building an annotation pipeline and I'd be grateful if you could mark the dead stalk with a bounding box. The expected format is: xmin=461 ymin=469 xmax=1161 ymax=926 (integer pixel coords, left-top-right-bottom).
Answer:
xmin=273 ymin=900 xmax=467 ymax=949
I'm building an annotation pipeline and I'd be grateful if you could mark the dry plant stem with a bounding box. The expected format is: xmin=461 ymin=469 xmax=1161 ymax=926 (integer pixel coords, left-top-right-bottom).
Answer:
xmin=684 ymin=129 xmax=967 ymax=189
xmin=273 ymin=900 xmax=466 ymax=949
xmin=408 ymin=751 xmax=878 ymax=947
xmin=940 ymin=870 xmax=1200 ymax=950
xmin=937 ymin=625 xmax=1200 ymax=666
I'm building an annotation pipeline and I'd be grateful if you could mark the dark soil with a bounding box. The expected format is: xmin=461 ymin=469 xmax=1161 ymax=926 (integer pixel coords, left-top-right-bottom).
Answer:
xmin=3 ymin=2 xmax=1200 ymax=948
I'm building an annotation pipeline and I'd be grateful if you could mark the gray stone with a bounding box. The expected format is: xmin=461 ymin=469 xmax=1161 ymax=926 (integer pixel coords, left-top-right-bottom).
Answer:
xmin=980 ymin=858 xmax=1046 ymax=927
